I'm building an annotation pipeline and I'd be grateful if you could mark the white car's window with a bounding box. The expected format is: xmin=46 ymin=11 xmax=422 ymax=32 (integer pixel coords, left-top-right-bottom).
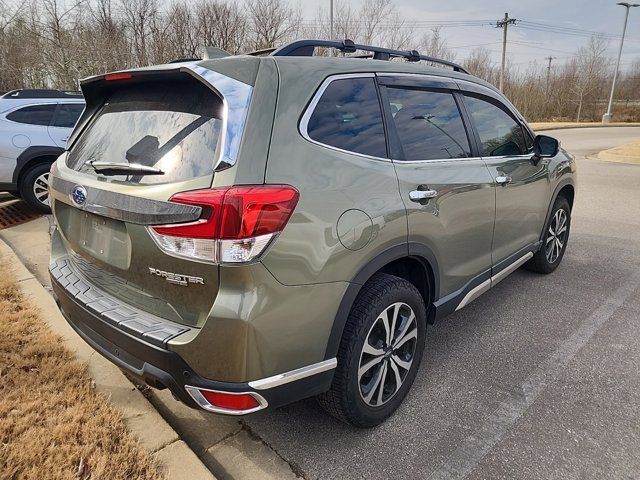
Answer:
xmin=53 ymin=104 xmax=84 ymax=128
xmin=6 ymin=104 xmax=56 ymax=126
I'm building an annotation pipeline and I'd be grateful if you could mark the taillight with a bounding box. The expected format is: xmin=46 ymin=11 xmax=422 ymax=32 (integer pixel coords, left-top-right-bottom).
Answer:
xmin=148 ymin=185 xmax=299 ymax=264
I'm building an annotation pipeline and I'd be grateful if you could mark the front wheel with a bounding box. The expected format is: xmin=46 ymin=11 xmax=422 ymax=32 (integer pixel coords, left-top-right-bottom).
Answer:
xmin=317 ymin=273 xmax=426 ymax=427
xmin=526 ymin=195 xmax=571 ymax=274
xmin=20 ymin=163 xmax=52 ymax=214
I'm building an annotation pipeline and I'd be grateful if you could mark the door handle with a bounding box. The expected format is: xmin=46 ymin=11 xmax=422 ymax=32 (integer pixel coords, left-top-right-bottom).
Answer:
xmin=495 ymin=176 xmax=512 ymax=185
xmin=61 ymin=138 xmax=68 ymax=142
xmin=409 ymin=189 xmax=438 ymax=202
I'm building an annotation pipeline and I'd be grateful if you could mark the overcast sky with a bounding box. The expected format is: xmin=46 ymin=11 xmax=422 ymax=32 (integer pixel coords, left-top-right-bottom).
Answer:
xmin=292 ymin=0 xmax=640 ymax=70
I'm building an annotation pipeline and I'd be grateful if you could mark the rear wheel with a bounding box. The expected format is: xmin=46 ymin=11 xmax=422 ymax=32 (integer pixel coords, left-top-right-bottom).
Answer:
xmin=525 ymin=195 xmax=571 ymax=274
xmin=318 ymin=273 xmax=426 ymax=427
xmin=20 ymin=163 xmax=51 ymax=214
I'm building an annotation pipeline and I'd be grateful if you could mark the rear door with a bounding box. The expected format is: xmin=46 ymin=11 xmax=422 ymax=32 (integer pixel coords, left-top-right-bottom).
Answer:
xmin=460 ymin=90 xmax=549 ymax=266
xmin=50 ymin=69 xmax=251 ymax=328
xmin=48 ymin=102 xmax=84 ymax=147
xmin=378 ymin=75 xmax=496 ymax=299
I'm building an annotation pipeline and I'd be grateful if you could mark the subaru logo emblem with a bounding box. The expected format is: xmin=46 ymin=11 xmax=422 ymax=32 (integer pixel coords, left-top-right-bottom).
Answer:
xmin=71 ymin=185 xmax=87 ymax=207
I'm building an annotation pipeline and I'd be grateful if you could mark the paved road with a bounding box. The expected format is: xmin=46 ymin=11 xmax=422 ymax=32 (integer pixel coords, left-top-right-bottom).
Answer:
xmin=242 ymin=127 xmax=640 ymax=479
xmin=2 ymin=127 xmax=639 ymax=479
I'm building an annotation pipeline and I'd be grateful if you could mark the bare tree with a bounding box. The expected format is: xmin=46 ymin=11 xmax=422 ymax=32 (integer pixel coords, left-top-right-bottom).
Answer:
xmin=195 ymin=0 xmax=247 ymax=54
xmin=571 ymin=36 xmax=610 ymax=122
xmin=463 ymin=47 xmax=496 ymax=83
xmin=119 ymin=0 xmax=158 ymax=66
xmin=420 ymin=27 xmax=455 ymax=61
xmin=246 ymin=0 xmax=295 ymax=50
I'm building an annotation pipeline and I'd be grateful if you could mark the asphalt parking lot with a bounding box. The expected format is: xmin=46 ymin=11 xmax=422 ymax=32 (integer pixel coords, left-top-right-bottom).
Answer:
xmin=242 ymin=127 xmax=640 ymax=479
xmin=2 ymin=127 xmax=639 ymax=479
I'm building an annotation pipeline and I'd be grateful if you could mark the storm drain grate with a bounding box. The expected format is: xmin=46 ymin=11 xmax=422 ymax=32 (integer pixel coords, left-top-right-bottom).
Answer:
xmin=0 ymin=201 xmax=41 ymax=230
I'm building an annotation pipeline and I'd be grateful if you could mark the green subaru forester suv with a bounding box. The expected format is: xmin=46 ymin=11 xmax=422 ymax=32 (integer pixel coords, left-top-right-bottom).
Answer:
xmin=49 ymin=40 xmax=576 ymax=427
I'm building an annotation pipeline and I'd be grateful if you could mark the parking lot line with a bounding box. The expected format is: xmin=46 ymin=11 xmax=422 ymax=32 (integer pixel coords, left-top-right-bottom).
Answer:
xmin=428 ymin=270 xmax=640 ymax=480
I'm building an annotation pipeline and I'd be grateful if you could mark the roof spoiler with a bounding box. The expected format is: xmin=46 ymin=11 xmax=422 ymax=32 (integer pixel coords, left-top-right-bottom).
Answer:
xmin=203 ymin=47 xmax=231 ymax=60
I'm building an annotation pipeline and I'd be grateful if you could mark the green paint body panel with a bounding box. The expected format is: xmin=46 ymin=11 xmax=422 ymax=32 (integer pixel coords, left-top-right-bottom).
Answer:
xmin=49 ymin=54 xmax=577 ymax=388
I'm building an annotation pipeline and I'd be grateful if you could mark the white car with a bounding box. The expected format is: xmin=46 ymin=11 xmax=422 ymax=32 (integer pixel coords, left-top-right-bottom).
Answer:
xmin=0 ymin=89 xmax=85 ymax=212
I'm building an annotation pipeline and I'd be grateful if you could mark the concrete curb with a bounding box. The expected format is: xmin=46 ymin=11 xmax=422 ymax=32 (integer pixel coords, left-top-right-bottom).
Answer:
xmin=0 ymin=238 xmax=215 ymax=480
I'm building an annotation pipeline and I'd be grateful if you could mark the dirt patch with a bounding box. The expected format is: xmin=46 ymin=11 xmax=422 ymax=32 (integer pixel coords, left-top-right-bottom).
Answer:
xmin=0 ymin=258 xmax=164 ymax=480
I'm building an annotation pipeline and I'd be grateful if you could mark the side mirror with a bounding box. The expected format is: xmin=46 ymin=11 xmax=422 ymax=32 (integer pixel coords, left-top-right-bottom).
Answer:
xmin=532 ymin=135 xmax=559 ymax=163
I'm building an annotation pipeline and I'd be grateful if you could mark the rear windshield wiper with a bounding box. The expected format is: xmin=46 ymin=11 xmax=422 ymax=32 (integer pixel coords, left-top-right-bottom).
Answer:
xmin=86 ymin=161 xmax=164 ymax=176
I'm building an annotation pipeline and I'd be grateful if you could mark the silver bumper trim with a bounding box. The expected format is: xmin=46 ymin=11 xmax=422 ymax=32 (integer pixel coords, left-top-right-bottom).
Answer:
xmin=185 ymin=386 xmax=268 ymax=415
xmin=248 ymin=358 xmax=338 ymax=391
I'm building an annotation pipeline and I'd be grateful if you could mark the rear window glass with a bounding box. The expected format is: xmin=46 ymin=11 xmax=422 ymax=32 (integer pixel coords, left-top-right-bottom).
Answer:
xmin=67 ymin=79 xmax=223 ymax=185
xmin=6 ymin=104 xmax=56 ymax=126
xmin=306 ymin=78 xmax=387 ymax=158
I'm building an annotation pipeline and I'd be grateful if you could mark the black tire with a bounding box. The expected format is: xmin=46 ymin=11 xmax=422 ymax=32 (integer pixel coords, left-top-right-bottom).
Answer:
xmin=317 ymin=273 xmax=427 ymax=427
xmin=19 ymin=163 xmax=52 ymax=214
xmin=525 ymin=195 xmax=571 ymax=274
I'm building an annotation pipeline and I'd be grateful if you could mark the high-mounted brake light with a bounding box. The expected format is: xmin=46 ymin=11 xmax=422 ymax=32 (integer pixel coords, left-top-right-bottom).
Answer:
xmin=148 ymin=185 xmax=299 ymax=264
xmin=105 ymin=72 xmax=133 ymax=81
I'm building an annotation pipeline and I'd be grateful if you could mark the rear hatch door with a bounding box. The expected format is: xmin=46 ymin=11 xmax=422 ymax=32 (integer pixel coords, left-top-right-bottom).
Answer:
xmin=50 ymin=66 xmax=253 ymax=328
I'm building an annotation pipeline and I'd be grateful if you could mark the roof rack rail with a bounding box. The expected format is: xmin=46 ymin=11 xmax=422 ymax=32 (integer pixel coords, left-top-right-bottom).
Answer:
xmin=269 ymin=39 xmax=468 ymax=74
xmin=1 ymin=88 xmax=83 ymax=99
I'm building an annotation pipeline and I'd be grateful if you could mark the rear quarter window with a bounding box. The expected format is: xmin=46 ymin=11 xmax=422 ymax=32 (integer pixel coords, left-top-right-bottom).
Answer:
xmin=305 ymin=77 xmax=387 ymax=158
xmin=66 ymin=79 xmax=223 ymax=185
xmin=6 ymin=104 xmax=56 ymax=126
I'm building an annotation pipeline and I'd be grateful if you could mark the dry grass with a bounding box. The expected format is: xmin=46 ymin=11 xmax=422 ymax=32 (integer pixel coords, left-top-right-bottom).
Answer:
xmin=598 ymin=141 xmax=640 ymax=165
xmin=0 ymin=258 xmax=164 ymax=480
xmin=530 ymin=121 xmax=640 ymax=131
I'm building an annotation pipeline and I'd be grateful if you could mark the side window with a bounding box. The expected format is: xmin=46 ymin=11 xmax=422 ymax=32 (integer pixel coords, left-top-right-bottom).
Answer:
xmin=6 ymin=104 xmax=56 ymax=126
xmin=306 ymin=77 xmax=387 ymax=158
xmin=385 ymin=87 xmax=470 ymax=160
xmin=53 ymin=103 xmax=84 ymax=128
xmin=463 ymin=95 xmax=527 ymax=157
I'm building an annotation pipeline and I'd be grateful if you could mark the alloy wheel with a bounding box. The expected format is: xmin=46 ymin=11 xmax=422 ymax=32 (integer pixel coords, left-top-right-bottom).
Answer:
xmin=33 ymin=172 xmax=50 ymax=207
xmin=358 ymin=302 xmax=418 ymax=407
xmin=546 ymin=208 xmax=567 ymax=263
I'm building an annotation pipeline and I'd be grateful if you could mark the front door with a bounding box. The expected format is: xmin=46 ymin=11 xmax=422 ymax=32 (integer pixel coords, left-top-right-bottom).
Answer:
xmin=379 ymin=78 xmax=496 ymax=299
xmin=461 ymin=93 xmax=550 ymax=266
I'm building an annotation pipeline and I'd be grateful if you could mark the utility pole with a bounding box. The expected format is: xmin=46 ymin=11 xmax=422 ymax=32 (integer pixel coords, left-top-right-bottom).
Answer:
xmin=545 ymin=56 xmax=555 ymax=90
xmin=329 ymin=0 xmax=334 ymax=56
xmin=496 ymin=12 xmax=516 ymax=92
xmin=603 ymin=2 xmax=639 ymax=123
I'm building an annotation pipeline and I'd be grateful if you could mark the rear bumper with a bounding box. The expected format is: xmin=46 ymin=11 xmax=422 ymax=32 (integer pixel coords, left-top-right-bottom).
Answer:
xmin=51 ymin=274 xmax=335 ymax=414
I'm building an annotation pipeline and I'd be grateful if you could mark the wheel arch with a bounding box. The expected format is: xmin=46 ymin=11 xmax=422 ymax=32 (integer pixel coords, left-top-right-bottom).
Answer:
xmin=13 ymin=146 xmax=64 ymax=187
xmin=540 ymin=179 xmax=575 ymax=242
xmin=324 ymin=243 xmax=440 ymax=360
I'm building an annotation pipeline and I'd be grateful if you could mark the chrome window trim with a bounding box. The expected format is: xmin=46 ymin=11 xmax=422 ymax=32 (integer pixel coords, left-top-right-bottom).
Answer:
xmin=391 ymin=156 xmax=484 ymax=164
xmin=185 ymin=386 xmax=268 ymax=415
xmin=298 ymin=73 xmax=391 ymax=163
xmin=248 ymin=358 xmax=338 ymax=390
